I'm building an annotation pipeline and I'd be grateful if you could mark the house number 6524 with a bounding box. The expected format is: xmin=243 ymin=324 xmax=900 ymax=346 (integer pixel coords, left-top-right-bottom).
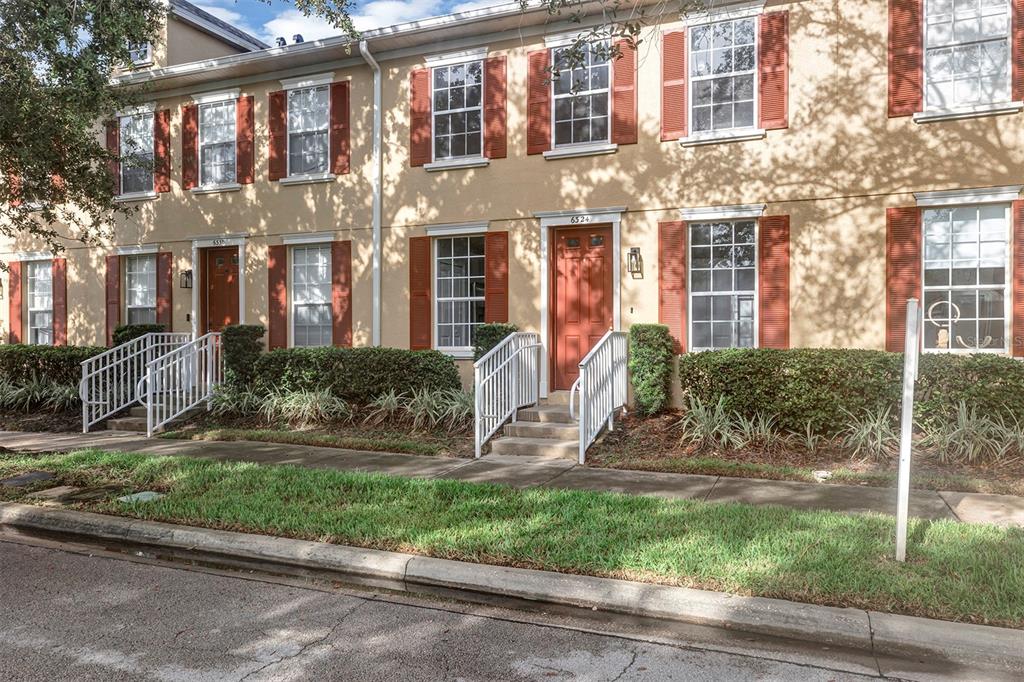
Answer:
xmin=569 ymin=215 xmax=593 ymax=224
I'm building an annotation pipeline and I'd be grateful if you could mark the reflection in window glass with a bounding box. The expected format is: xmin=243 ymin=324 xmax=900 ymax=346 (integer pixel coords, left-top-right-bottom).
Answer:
xmin=689 ymin=17 xmax=756 ymax=133
xmin=689 ymin=220 xmax=757 ymax=349
xmin=120 ymin=113 xmax=154 ymax=194
xmin=125 ymin=254 xmax=157 ymax=325
xmin=292 ymin=245 xmax=333 ymax=347
xmin=552 ymin=43 xmax=610 ymax=146
xmin=435 ymin=236 xmax=486 ymax=348
xmin=433 ymin=61 xmax=483 ymax=160
xmin=199 ymin=100 xmax=237 ymax=186
xmin=924 ymin=0 xmax=1010 ymax=109
xmin=287 ymin=86 xmax=329 ymax=176
xmin=27 ymin=261 xmax=53 ymax=345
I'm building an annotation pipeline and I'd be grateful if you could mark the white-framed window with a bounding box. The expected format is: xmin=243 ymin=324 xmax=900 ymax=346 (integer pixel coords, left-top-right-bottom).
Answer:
xmin=924 ymin=0 xmax=1011 ymax=110
xmin=434 ymin=235 xmax=486 ymax=350
xmin=432 ymin=61 xmax=484 ymax=160
xmin=689 ymin=220 xmax=757 ymax=350
xmin=922 ymin=204 xmax=1009 ymax=352
xmin=26 ymin=261 xmax=53 ymax=346
xmin=287 ymin=86 xmax=329 ymax=176
xmin=119 ymin=112 xmax=154 ymax=195
xmin=689 ymin=17 xmax=757 ymax=133
xmin=128 ymin=42 xmax=152 ymax=66
xmin=291 ymin=244 xmax=333 ymax=347
xmin=125 ymin=254 xmax=157 ymax=325
xmin=198 ymin=100 xmax=236 ymax=187
xmin=552 ymin=42 xmax=610 ymax=146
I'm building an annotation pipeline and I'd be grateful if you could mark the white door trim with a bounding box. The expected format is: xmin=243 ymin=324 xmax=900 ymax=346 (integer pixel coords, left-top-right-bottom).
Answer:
xmin=534 ymin=207 xmax=625 ymax=397
xmin=191 ymin=234 xmax=247 ymax=338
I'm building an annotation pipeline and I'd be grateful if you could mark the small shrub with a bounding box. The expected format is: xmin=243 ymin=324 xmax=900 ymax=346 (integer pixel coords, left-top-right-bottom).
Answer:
xmin=260 ymin=388 xmax=351 ymax=428
xmin=0 ymin=344 xmax=105 ymax=386
xmin=222 ymin=324 xmax=265 ymax=388
xmin=473 ymin=323 xmax=518 ymax=360
xmin=920 ymin=401 xmax=1012 ymax=464
xmin=840 ymin=407 xmax=898 ymax=461
xmin=628 ymin=324 xmax=675 ymax=416
xmin=210 ymin=385 xmax=264 ymax=417
xmin=112 ymin=324 xmax=165 ymax=346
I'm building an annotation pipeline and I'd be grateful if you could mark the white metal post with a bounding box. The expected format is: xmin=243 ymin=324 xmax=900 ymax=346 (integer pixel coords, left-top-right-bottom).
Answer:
xmin=578 ymin=372 xmax=587 ymax=466
xmin=474 ymin=364 xmax=482 ymax=459
xmin=895 ymin=298 xmax=920 ymax=562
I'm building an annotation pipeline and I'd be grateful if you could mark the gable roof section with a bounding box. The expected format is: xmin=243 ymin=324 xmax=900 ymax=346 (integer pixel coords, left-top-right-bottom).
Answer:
xmin=170 ymin=0 xmax=270 ymax=52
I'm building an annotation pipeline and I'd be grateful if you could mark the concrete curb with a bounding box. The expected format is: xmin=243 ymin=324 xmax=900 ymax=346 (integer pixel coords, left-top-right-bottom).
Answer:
xmin=1 ymin=502 xmax=1020 ymax=672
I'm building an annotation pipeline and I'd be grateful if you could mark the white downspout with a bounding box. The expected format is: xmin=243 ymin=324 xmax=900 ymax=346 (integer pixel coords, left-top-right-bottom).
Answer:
xmin=359 ymin=39 xmax=383 ymax=346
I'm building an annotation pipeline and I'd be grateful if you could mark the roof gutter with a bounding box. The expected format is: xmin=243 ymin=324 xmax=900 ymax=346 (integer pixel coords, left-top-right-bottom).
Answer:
xmin=359 ymin=39 xmax=383 ymax=347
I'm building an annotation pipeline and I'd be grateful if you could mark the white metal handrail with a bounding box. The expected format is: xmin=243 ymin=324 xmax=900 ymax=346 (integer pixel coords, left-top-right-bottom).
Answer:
xmin=80 ymin=332 xmax=191 ymax=432
xmin=473 ymin=332 xmax=542 ymax=458
xmin=140 ymin=332 xmax=223 ymax=437
xmin=570 ymin=330 xmax=628 ymax=465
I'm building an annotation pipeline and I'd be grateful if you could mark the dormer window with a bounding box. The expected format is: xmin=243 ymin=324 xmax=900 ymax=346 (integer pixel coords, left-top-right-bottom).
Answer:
xmin=128 ymin=42 xmax=152 ymax=67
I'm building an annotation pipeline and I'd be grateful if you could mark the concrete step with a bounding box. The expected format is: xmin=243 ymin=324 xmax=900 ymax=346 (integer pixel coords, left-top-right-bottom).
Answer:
xmin=517 ymin=405 xmax=575 ymax=424
xmin=542 ymin=391 xmax=573 ymax=406
xmin=504 ymin=420 xmax=579 ymax=440
xmin=105 ymin=416 xmax=149 ymax=433
xmin=489 ymin=436 xmax=578 ymax=459
xmin=128 ymin=406 xmax=147 ymax=418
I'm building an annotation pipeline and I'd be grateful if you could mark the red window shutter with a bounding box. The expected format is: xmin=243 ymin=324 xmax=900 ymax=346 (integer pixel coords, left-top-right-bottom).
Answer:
xmin=1013 ymin=200 xmax=1024 ymax=357
xmin=409 ymin=236 xmax=432 ymax=350
xmin=52 ymin=258 xmax=67 ymax=346
xmin=8 ymin=261 xmax=21 ymax=344
xmin=484 ymin=56 xmax=508 ymax=159
xmin=484 ymin=231 xmax=509 ymax=323
xmin=758 ymin=12 xmax=789 ymax=130
xmin=885 ymin=207 xmax=922 ymax=352
xmin=268 ymin=90 xmax=288 ymax=181
xmin=105 ymin=121 xmax=120 ymax=195
xmin=409 ymin=69 xmax=432 ymax=167
xmin=154 ymin=109 xmax=172 ymax=192
xmin=662 ymin=31 xmax=688 ymax=141
xmin=611 ymin=40 xmax=638 ymax=145
xmin=758 ymin=215 xmax=791 ymax=349
xmin=332 ymin=240 xmax=353 ymax=347
xmin=181 ymin=104 xmax=199 ymax=190
xmin=1014 ymin=0 xmax=1024 ymax=100
xmin=267 ymin=245 xmax=288 ymax=349
xmin=330 ymin=82 xmax=351 ymax=175
xmin=236 ymin=95 xmax=255 ymax=184
xmin=658 ymin=221 xmax=687 ymax=352
xmin=527 ymin=49 xmax=552 ymax=154
xmin=156 ymin=251 xmax=173 ymax=329
xmin=889 ymin=0 xmax=924 ymax=117
xmin=105 ymin=255 xmax=120 ymax=346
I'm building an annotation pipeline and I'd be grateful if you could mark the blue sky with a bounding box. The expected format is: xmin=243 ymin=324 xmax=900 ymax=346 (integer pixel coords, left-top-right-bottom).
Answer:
xmin=194 ymin=0 xmax=505 ymax=44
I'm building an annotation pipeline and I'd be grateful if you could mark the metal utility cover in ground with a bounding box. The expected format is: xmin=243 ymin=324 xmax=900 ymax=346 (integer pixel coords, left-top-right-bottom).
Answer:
xmin=117 ymin=491 xmax=164 ymax=503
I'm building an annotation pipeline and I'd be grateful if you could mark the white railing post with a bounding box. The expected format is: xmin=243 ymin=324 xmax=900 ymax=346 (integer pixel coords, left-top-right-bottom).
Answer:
xmin=895 ymin=298 xmax=920 ymax=562
xmin=474 ymin=362 xmax=483 ymax=459
xmin=572 ymin=330 xmax=629 ymax=465
xmin=472 ymin=332 xmax=542 ymax=455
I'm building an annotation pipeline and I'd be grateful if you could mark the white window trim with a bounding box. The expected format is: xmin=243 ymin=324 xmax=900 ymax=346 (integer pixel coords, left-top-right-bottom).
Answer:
xmin=686 ymin=13 xmax=760 ymax=140
xmin=425 ymin=47 xmax=489 ymax=67
xmin=681 ymin=0 xmax=765 ymax=26
xmin=282 ymin=231 xmax=337 ymax=245
xmin=425 ymin=157 xmax=490 ymax=172
xmin=680 ymin=128 xmax=766 ymax=146
xmin=114 ymin=190 xmax=158 ymax=203
xmin=543 ymin=142 xmax=618 ymax=160
xmin=289 ymin=242 xmax=334 ymax=349
xmin=191 ymin=183 xmax=242 ymax=195
xmin=128 ymin=42 xmax=153 ymax=67
xmin=279 ymin=72 xmax=335 ymax=90
xmin=191 ymin=88 xmax=240 ymax=105
xmin=189 ymin=234 xmax=247 ymax=338
xmin=544 ymin=30 xmax=591 ymax=49
xmin=920 ymin=204 xmax=1012 ymax=355
xmin=426 ymin=221 xmax=490 ymax=237
xmin=687 ymin=219 xmax=760 ymax=352
xmin=680 ymin=203 xmax=766 ymax=222
xmin=432 ymin=234 xmax=486 ymax=358
xmin=914 ymin=100 xmax=1024 ymax=123
xmin=124 ymin=253 xmax=158 ymax=325
xmin=922 ymin=0 xmax=1014 ymax=114
xmin=14 ymin=251 xmax=53 ymax=261
xmin=114 ymin=244 xmax=159 ymax=256
xmin=430 ymin=59 xmax=487 ymax=166
xmin=914 ymin=185 xmax=1023 ymax=207
xmin=284 ymin=84 xmax=332 ymax=180
xmin=196 ymin=98 xmax=238 ymax=190
xmin=279 ymin=172 xmax=336 ymax=186
xmin=116 ymin=102 xmax=156 ymax=118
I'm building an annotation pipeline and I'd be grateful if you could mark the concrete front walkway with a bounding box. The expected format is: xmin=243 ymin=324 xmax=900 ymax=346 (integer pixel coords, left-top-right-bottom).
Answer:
xmin=2 ymin=430 xmax=1023 ymax=527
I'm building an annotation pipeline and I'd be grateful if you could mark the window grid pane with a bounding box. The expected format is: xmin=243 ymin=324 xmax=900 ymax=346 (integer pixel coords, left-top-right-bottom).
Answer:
xmin=923 ymin=204 xmax=1008 ymax=351
xmin=27 ymin=261 xmax=53 ymax=346
xmin=287 ymin=86 xmax=330 ymax=176
xmin=689 ymin=220 xmax=757 ymax=350
xmin=552 ymin=43 xmax=610 ymax=146
xmin=120 ymin=113 xmax=154 ymax=194
xmin=435 ymin=236 xmax=486 ymax=348
xmin=292 ymin=245 xmax=333 ymax=347
xmin=689 ymin=18 xmax=757 ymax=133
xmin=199 ymin=100 xmax=237 ymax=186
xmin=125 ymin=254 xmax=157 ymax=324
xmin=433 ymin=61 xmax=484 ymax=160
xmin=925 ymin=0 xmax=1010 ymax=109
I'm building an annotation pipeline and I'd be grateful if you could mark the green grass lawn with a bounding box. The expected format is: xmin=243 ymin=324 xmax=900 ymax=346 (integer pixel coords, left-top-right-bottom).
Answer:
xmin=1 ymin=449 xmax=1022 ymax=628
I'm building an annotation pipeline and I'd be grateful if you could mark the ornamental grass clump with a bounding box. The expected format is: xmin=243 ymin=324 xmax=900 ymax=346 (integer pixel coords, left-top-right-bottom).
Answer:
xmin=921 ymin=401 xmax=1014 ymax=465
xmin=260 ymin=388 xmax=351 ymax=429
xmin=839 ymin=407 xmax=899 ymax=462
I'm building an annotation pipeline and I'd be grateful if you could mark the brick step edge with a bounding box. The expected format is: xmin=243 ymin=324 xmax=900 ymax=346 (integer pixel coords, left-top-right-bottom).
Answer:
xmin=0 ymin=502 xmax=1019 ymax=674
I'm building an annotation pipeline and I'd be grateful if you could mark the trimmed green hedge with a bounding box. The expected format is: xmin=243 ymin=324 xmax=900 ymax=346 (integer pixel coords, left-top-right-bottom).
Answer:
xmin=0 ymin=345 xmax=105 ymax=386
xmin=473 ymin=322 xmax=518 ymax=360
xmin=250 ymin=346 xmax=461 ymax=403
xmin=112 ymin=324 xmax=165 ymax=346
xmin=221 ymin=325 xmax=265 ymax=387
xmin=628 ymin=324 xmax=675 ymax=416
xmin=678 ymin=348 xmax=1024 ymax=436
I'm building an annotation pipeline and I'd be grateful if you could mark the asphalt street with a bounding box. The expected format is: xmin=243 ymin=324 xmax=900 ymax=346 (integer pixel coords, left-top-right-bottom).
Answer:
xmin=0 ymin=536 xmax=889 ymax=681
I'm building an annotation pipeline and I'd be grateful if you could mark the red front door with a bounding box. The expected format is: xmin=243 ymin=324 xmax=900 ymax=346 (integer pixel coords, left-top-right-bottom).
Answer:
xmin=203 ymin=246 xmax=240 ymax=333
xmin=552 ymin=225 xmax=613 ymax=390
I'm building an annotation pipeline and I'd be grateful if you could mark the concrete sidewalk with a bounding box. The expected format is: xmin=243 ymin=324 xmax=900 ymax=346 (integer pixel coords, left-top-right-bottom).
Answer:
xmin=2 ymin=430 xmax=1023 ymax=527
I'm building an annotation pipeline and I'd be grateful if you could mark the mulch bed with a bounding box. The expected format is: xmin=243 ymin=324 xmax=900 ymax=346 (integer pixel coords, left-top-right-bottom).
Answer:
xmin=0 ymin=410 xmax=81 ymax=433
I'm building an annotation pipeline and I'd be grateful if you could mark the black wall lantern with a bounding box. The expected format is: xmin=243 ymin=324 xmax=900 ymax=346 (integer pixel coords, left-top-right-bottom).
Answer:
xmin=627 ymin=247 xmax=643 ymax=278
xmin=179 ymin=269 xmax=193 ymax=289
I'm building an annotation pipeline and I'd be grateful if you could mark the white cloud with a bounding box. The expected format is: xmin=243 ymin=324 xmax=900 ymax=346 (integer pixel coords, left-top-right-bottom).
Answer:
xmin=261 ymin=9 xmax=341 ymax=44
xmin=450 ymin=0 xmax=507 ymax=13
xmin=349 ymin=0 xmax=445 ymax=31
xmin=193 ymin=3 xmax=262 ymax=39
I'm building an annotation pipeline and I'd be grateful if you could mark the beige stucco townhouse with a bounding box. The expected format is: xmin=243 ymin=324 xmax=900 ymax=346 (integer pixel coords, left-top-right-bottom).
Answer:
xmin=3 ymin=0 xmax=1024 ymax=396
